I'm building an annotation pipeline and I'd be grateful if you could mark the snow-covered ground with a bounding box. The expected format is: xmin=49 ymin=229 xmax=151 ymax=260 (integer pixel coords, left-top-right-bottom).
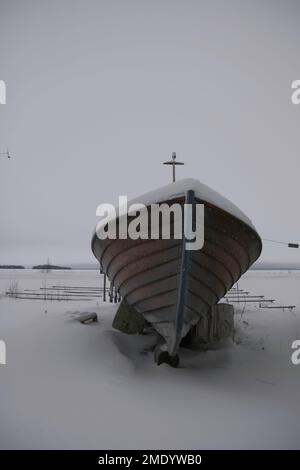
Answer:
xmin=0 ymin=269 xmax=299 ymax=449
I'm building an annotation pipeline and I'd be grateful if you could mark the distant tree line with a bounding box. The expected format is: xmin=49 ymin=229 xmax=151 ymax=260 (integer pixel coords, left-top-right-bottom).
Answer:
xmin=0 ymin=265 xmax=25 ymax=269
xmin=0 ymin=264 xmax=71 ymax=270
xmin=32 ymin=264 xmax=71 ymax=270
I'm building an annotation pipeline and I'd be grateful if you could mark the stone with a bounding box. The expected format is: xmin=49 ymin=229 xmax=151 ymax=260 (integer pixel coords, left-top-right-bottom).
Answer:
xmin=77 ymin=312 xmax=98 ymax=324
xmin=112 ymin=301 xmax=147 ymax=334
xmin=182 ymin=303 xmax=234 ymax=348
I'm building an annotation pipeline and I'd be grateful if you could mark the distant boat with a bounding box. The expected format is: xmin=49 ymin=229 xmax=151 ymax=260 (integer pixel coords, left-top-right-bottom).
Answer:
xmin=91 ymin=178 xmax=262 ymax=366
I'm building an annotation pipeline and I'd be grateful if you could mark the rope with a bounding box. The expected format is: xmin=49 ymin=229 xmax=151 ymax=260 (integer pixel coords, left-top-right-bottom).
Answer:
xmin=263 ymin=238 xmax=299 ymax=248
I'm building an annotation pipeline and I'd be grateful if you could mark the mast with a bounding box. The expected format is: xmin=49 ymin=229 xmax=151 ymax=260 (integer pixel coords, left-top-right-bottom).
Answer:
xmin=163 ymin=152 xmax=184 ymax=182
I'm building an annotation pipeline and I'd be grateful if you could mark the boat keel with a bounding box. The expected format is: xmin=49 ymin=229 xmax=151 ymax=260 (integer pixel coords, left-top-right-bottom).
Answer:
xmin=154 ymin=340 xmax=180 ymax=368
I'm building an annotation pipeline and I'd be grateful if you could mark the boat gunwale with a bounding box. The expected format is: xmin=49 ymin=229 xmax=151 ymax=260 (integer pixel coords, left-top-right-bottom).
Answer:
xmin=91 ymin=194 xmax=262 ymax=266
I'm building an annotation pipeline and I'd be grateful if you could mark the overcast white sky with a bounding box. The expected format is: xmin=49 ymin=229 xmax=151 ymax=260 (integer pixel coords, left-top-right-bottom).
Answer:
xmin=1 ymin=0 xmax=300 ymax=266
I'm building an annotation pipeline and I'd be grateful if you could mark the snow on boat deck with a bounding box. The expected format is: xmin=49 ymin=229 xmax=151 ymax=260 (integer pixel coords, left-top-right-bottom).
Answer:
xmin=0 ymin=269 xmax=299 ymax=449
xmin=94 ymin=178 xmax=258 ymax=235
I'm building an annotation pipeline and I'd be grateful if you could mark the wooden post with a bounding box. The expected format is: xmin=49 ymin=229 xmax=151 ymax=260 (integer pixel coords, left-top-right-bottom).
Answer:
xmin=170 ymin=189 xmax=194 ymax=356
xmin=103 ymin=273 xmax=107 ymax=302
xmin=109 ymin=281 xmax=113 ymax=302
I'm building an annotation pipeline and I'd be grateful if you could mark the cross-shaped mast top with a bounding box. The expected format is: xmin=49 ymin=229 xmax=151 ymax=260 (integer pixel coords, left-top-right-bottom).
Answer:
xmin=163 ymin=152 xmax=184 ymax=182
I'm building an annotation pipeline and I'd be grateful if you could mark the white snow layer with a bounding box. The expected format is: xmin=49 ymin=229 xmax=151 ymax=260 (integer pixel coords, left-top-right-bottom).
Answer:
xmin=94 ymin=178 xmax=258 ymax=237
xmin=132 ymin=178 xmax=256 ymax=229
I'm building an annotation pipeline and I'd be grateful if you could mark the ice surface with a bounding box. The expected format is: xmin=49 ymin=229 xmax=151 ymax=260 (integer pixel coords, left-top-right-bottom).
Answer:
xmin=0 ymin=269 xmax=299 ymax=449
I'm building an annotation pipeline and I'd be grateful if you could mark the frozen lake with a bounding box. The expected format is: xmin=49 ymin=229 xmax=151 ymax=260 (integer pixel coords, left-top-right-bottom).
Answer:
xmin=0 ymin=269 xmax=300 ymax=449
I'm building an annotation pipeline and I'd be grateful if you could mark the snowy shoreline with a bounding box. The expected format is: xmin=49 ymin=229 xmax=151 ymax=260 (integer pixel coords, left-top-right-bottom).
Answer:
xmin=0 ymin=269 xmax=299 ymax=449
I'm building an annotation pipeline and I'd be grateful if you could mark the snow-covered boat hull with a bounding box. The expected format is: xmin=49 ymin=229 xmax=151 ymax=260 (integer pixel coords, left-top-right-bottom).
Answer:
xmin=91 ymin=179 xmax=262 ymax=362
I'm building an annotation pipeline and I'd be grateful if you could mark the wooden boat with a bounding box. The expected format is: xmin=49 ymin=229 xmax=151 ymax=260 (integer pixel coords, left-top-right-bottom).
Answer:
xmin=91 ymin=178 xmax=262 ymax=366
